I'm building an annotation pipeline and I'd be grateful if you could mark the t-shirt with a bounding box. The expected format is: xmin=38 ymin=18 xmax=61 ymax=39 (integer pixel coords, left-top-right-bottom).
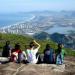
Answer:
xmin=2 ymin=45 xmax=11 ymax=57
xmin=26 ymin=47 xmax=39 ymax=64
xmin=56 ymin=49 xmax=65 ymax=59
xmin=44 ymin=48 xmax=54 ymax=63
xmin=61 ymin=49 xmax=65 ymax=60
xmin=11 ymin=49 xmax=22 ymax=61
xmin=12 ymin=49 xmax=22 ymax=54
xmin=45 ymin=50 xmax=50 ymax=55
xmin=56 ymin=49 xmax=65 ymax=64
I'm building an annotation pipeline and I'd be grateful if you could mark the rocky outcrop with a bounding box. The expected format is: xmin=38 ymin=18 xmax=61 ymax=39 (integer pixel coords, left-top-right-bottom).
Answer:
xmin=0 ymin=57 xmax=75 ymax=75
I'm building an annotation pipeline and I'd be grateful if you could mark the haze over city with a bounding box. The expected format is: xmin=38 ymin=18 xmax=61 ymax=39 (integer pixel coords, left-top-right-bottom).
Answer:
xmin=0 ymin=0 xmax=75 ymax=13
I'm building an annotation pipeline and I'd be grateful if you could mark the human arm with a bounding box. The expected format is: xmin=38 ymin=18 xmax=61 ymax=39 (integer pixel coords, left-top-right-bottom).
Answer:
xmin=22 ymin=51 xmax=27 ymax=60
xmin=33 ymin=40 xmax=40 ymax=49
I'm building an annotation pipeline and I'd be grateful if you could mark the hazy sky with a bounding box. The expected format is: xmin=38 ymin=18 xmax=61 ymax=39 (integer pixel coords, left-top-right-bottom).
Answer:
xmin=0 ymin=0 xmax=75 ymax=13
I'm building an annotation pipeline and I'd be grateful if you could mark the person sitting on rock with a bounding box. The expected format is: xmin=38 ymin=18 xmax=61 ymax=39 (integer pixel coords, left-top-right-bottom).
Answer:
xmin=26 ymin=40 xmax=40 ymax=64
xmin=43 ymin=44 xmax=54 ymax=64
xmin=10 ymin=43 xmax=22 ymax=62
xmin=56 ymin=43 xmax=66 ymax=65
xmin=2 ymin=41 xmax=12 ymax=57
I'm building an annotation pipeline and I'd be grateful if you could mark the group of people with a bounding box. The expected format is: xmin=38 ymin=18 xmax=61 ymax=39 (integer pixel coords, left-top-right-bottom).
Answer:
xmin=2 ymin=40 xmax=66 ymax=65
xmin=43 ymin=44 xmax=65 ymax=65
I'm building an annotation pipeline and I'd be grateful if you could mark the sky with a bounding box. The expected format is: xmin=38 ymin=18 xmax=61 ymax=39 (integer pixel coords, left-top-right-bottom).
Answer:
xmin=0 ymin=0 xmax=75 ymax=13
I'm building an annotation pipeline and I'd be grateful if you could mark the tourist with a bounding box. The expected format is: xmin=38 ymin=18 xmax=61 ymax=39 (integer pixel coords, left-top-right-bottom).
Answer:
xmin=43 ymin=44 xmax=54 ymax=64
xmin=26 ymin=40 xmax=40 ymax=64
xmin=2 ymin=41 xmax=12 ymax=57
xmin=56 ymin=43 xmax=66 ymax=65
xmin=10 ymin=43 xmax=22 ymax=62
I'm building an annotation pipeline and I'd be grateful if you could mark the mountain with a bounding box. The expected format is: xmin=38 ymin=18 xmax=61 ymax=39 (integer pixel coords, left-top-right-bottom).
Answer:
xmin=33 ymin=32 xmax=50 ymax=40
xmin=33 ymin=32 xmax=75 ymax=49
xmin=50 ymin=33 xmax=75 ymax=49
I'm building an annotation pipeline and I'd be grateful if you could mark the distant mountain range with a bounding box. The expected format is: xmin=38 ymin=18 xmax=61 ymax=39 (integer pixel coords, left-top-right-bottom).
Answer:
xmin=34 ymin=32 xmax=75 ymax=49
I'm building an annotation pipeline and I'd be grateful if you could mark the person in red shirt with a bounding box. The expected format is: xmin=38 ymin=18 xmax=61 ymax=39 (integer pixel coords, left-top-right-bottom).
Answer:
xmin=10 ymin=43 xmax=22 ymax=62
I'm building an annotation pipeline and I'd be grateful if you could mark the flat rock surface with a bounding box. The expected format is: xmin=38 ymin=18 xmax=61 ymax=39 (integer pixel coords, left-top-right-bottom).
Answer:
xmin=0 ymin=57 xmax=75 ymax=75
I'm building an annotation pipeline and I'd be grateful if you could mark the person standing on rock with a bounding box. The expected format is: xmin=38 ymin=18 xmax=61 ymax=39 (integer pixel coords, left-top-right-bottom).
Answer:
xmin=43 ymin=44 xmax=54 ymax=64
xmin=2 ymin=41 xmax=12 ymax=57
xmin=26 ymin=40 xmax=40 ymax=64
xmin=56 ymin=43 xmax=66 ymax=65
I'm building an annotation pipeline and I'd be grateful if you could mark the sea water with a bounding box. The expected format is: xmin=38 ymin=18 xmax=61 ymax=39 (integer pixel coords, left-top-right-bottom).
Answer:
xmin=0 ymin=13 xmax=33 ymax=27
xmin=45 ymin=25 xmax=75 ymax=34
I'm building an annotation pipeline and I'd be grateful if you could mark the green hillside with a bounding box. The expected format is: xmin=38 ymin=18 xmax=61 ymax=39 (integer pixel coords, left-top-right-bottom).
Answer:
xmin=0 ymin=33 xmax=75 ymax=56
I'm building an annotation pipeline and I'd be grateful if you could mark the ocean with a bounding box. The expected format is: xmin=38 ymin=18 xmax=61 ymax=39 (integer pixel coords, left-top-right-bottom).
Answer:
xmin=0 ymin=13 xmax=33 ymax=27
